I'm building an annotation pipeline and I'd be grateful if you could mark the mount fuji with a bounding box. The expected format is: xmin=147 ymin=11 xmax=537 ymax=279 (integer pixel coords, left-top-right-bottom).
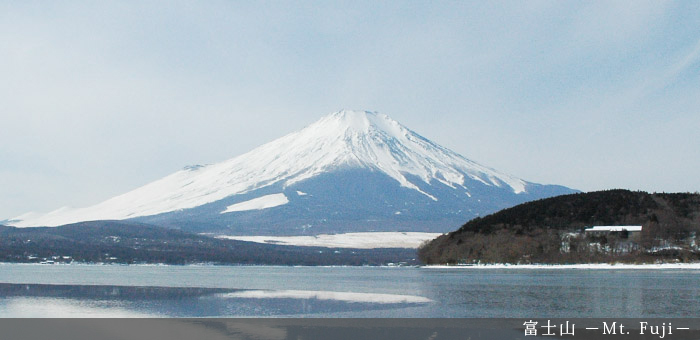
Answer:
xmin=7 ymin=110 xmax=575 ymax=235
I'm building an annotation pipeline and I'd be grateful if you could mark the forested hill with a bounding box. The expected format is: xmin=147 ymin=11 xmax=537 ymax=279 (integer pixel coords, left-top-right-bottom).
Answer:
xmin=0 ymin=221 xmax=415 ymax=265
xmin=418 ymin=190 xmax=700 ymax=264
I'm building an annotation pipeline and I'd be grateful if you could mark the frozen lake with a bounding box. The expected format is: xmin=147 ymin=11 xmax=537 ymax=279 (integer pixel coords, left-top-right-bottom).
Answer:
xmin=1 ymin=264 xmax=699 ymax=317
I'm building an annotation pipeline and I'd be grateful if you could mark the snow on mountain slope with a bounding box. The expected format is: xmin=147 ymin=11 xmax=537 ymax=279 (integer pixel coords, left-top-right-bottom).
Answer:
xmin=9 ymin=110 xmax=547 ymax=228
xmin=221 ymin=193 xmax=289 ymax=213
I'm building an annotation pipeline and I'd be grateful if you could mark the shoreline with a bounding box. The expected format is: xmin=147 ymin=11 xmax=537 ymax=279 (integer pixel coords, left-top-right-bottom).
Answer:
xmin=423 ymin=263 xmax=700 ymax=269
xmin=3 ymin=261 xmax=700 ymax=269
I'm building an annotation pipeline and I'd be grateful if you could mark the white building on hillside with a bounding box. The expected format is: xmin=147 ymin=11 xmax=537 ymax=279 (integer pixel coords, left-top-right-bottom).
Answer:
xmin=584 ymin=226 xmax=643 ymax=233
xmin=584 ymin=226 xmax=643 ymax=243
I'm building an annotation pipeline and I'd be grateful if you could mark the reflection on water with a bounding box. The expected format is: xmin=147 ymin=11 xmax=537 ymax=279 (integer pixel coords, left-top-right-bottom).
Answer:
xmin=0 ymin=283 xmax=430 ymax=317
xmin=1 ymin=264 xmax=700 ymax=317
xmin=1 ymin=297 xmax=153 ymax=318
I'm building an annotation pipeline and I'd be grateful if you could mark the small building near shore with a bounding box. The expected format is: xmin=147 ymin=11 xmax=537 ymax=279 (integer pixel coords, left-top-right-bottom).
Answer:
xmin=585 ymin=225 xmax=643 ymax=241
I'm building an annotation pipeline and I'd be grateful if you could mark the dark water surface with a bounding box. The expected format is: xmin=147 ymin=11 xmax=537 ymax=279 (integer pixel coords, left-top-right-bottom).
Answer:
xmin=0 ymin=264 xmax=698 ymax=317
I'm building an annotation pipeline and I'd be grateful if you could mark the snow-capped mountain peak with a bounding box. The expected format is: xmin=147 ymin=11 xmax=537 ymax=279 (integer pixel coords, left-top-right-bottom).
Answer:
xmin=9 ymin=110 xmax=556 ymax=229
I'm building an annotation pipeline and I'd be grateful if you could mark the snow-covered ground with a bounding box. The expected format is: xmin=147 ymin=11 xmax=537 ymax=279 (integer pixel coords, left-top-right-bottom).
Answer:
xmin=215 ymin=232 xmax=442 ymax=249
xmin=424 ymin=263 xmax=700 ymax=269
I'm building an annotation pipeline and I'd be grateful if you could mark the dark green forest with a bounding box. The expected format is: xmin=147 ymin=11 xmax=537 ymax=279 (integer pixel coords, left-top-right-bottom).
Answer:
xmin=419 ymin=190 xmax=700 ymax=264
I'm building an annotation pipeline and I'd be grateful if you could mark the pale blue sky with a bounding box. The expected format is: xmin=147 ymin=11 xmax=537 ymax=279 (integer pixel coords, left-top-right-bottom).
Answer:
xmin=2 ymin=1 xmax=700 ymax=218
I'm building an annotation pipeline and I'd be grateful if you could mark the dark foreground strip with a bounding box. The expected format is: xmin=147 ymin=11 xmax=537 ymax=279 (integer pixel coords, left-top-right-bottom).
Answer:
xmin=1 ymin=319 xmax=698 ymax=340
